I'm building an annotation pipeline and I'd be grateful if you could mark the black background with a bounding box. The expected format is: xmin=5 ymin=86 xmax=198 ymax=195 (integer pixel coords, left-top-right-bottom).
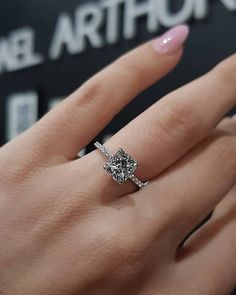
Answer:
xmin=0 ymin=0 xmax=235 ymax=293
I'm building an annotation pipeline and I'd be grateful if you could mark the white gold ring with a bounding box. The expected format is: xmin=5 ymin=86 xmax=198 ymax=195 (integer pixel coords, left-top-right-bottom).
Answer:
xmin=94 ymin=142 xmax=149 ymax=189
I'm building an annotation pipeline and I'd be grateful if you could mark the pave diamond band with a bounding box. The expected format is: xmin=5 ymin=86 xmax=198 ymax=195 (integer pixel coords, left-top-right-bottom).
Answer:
xmin=94 ymin=142 xmax=149 ymax=189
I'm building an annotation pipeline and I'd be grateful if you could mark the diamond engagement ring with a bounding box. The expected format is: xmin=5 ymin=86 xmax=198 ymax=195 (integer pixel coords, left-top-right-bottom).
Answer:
xmin=94 ymin=142 xmax=149 ymax=189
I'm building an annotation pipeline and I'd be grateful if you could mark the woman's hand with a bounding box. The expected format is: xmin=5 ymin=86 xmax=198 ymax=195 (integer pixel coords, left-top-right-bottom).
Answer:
xmin=0 ymin=26 xmax=235 ymax=295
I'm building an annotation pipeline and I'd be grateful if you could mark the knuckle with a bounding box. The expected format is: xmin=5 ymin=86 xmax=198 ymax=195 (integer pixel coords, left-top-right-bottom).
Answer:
xmin=112 ymin=235 xmax=138 ymax=266
xmin=157 ymin=100 xmax=202 ymax=142
xmin=90 ymin=221 xmax=119 ymax=251
xmin=213 ymin=135 xmax=236 ymax=176
xmin=75 ymin=79 xmax=103 ymax=109
xmin=116 ymin=56 xmax=145 ymax=87
xmin=92 ymin=220 xmax=142 ymax=268
xmin=0 ymin=157 xmax=26 ymax=185
xmin=113 ymin=234 xmax=141 ymax=267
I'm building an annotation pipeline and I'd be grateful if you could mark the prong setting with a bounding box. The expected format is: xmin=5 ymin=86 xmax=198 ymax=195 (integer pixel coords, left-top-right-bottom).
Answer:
xmin=94 ymin=142 xmax=148 ymax=189
xmin=104 ymin=149 xmax=138 ymax=184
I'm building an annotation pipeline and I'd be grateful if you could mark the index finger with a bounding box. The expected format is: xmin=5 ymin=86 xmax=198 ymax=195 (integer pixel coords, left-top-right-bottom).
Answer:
xmin=3 ymin=26 xmax=187 ymax=165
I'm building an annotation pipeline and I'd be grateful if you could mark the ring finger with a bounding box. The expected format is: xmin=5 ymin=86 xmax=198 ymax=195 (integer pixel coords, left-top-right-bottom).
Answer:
xmin=80 ymin=54 xmax=236 ymax=198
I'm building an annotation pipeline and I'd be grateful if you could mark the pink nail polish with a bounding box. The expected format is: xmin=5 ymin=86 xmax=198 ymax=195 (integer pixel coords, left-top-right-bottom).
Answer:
xmin=153 ymin=25 xmax=190 ymax=55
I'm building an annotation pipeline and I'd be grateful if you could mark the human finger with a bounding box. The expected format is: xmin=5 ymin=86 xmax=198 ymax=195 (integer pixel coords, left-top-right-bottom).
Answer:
xmin=82 ymin=54 xmax=236 ymax=198
xmin=1 ymin=25 xmax=187 ymax=169
xmin=125 ymin=118 xmax=236 ymax=249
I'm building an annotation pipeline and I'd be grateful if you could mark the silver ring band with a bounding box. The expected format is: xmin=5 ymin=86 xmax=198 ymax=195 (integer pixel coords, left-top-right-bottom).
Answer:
xmin=94 ymin=142 xmax=149 ymax=189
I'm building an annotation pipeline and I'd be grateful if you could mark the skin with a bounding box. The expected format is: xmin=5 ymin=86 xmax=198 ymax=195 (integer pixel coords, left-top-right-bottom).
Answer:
xmin=0 ymin=38 xmax=235 ymax=295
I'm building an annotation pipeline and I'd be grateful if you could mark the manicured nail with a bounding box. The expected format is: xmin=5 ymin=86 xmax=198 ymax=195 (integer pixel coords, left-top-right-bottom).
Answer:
xmin=153 ymin=25 xmax=190 ymax=55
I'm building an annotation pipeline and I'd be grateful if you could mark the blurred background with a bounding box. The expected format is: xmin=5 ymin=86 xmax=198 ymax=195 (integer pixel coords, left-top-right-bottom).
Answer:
xmin=0 ymin=0 xmax=235 ymax=293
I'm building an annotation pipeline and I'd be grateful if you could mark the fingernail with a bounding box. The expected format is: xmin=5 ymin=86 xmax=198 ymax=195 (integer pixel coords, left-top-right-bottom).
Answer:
xmin=153 ymin=25 xmax=190 ymax=55
xmin=232 ymin=114 xmax=236 ymax=122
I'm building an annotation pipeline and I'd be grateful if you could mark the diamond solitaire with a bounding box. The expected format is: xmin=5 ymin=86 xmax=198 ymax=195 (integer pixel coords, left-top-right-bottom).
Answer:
xmin=104 ymin=148 xmax=138 ymax=184
xmin=94 ymin=142 xmax=149 ymax=189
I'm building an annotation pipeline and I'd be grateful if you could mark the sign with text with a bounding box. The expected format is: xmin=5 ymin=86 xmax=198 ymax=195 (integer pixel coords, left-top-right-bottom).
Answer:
xmin=0 ymin=0 xmax=236 ymax=75
xmin=0 ymin=0 xmax=236 ymax=152
xmin=6 ymin=92 xmax=38 ymax=141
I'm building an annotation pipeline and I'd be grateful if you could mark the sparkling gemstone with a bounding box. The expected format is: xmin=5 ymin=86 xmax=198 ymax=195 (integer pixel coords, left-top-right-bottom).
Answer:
xmin=104 ymin=149 xmax=138 ymax=184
